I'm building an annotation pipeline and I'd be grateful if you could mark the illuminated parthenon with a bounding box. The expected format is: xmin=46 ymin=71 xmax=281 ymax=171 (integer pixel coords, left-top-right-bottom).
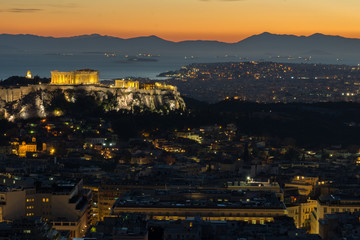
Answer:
xmin=51 ymin=69 xmax=99 ymax=85
xmin=115 ymin=80 xmax=140 ymax=89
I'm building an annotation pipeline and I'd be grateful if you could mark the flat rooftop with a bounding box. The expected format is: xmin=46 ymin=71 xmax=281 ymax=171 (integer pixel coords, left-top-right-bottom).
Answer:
xmin=114 ymin=190 xmax=285 ymax=209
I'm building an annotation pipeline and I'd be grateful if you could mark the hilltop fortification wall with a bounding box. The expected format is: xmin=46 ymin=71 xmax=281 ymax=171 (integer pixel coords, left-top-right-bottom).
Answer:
xmin=0 ymin=84 xmax=185 ymax=120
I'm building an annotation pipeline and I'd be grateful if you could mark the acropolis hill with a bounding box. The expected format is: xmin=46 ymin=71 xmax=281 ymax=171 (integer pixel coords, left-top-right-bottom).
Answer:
xmin=0 ymin=70 xmax=185 ymax=120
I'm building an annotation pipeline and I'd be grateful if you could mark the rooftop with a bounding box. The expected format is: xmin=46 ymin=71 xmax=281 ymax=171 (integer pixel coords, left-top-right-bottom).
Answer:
xmin=114 ymin=189 xmax=285 ymax=209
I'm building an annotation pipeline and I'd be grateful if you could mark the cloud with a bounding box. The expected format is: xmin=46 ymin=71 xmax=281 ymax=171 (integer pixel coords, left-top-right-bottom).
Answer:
xmin=0 ymin=8 xmax=43 ymax=13
xmin=0 ymin=1 xmax=78 ymax=14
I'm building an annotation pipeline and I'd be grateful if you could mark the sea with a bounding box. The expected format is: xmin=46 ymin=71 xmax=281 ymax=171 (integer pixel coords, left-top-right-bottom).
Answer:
xmin=1 ymin=53 xmax=358 ymax=81
xmin=0 ymin=53 xmax=234 ymax=80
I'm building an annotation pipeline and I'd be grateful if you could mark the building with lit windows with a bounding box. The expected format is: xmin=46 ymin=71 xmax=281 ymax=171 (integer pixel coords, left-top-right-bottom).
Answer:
xmin=112 ymin=189 xmax=286 ymax=224
xmin=310 ymin=193 xmax=360 ymax=234
xmin=0 ymin=178 xmax=90 ymax=238
xmin=17 ymin=141 xmax=37 ymax=158
xmin=287 ymin=200 xmax=317 ymax=228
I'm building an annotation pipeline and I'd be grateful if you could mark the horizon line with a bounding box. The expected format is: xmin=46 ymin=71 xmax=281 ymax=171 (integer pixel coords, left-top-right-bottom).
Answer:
xmin=1 ymin=32 xmax=360 ymax=43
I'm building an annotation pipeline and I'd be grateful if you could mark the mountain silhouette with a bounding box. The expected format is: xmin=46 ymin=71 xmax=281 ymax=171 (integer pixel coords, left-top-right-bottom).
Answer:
xmin=1 ymin=32 xmax=359 ymax=63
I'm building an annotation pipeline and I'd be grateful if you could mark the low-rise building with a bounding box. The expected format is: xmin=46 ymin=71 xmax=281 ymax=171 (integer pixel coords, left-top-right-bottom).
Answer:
xmin=310 ymin=192 xmax=360 ymax=234
xmin=0 ymin=178 xmax=90 ymax=238
xmin=112 ymin=189 xmax=286 ymax=223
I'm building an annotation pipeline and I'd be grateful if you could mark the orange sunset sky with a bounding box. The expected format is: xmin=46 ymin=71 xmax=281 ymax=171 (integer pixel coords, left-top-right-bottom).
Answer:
xmin=1 ymin=0 xmax=359 ymax=42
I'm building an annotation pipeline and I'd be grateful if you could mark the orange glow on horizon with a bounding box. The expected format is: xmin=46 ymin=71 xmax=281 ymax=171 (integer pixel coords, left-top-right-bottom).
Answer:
xmin=1 ymin=0 xmax=360 ymax=43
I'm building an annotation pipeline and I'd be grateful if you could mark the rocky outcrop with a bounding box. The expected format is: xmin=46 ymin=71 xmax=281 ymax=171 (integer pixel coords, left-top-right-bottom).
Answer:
xmin=0 ymin=85 xmax=186 ymax=120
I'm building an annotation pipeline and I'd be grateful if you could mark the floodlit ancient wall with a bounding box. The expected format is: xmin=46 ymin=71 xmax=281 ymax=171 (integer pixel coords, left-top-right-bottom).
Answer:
xmin=0 ymin=85 xmax=40 ymax=102
xmin=0 ymin=84 xmax=186 ymax=120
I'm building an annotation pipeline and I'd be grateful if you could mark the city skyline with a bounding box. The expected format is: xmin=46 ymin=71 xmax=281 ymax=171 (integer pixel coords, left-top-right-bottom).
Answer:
xmin=2 ymin=0 xmax=360 ymax=239
xmin=1 ymin=0 xmax=360 ymax=42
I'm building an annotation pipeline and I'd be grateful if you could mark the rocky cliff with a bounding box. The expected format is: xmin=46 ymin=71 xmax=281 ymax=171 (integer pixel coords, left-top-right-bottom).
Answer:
xmin=0 ymin=85 xmax=186 ymax=120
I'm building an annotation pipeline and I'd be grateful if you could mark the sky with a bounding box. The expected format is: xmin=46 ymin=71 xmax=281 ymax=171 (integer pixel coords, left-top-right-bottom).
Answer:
xmin=1 ymin=0 xmax=360 ymax=42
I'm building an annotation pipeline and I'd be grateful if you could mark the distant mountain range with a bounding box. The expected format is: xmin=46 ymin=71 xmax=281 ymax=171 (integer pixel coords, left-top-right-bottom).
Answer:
xmin=1 ymin=32 xmax=360 ymax=64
